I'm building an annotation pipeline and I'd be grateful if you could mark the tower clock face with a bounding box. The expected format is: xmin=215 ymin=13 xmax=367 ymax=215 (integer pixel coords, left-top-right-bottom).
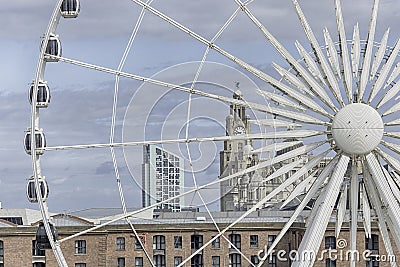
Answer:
xmin=233 ymin=126 xmax=246 ymax=135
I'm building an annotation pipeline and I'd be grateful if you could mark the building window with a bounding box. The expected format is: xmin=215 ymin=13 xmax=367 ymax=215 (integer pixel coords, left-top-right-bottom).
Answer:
xmin=116 ymin=237 xmax=125 ymax=251
xmin=32 ymin=240 xmax=45 ymax=256
xmin=174 ymin=256 xmax=182 ymax=267
xmin=229 ymin=253 xmax=241 ymax=267
xmin=117 ymin=257 xmax=125 ymax=267
xmin=153 ymin=235 xmax=166 ymax=250
xmin=326 ymin=258 xmax=336 ymax=267
xmin=251 ymin=255 xmax=259 ymax=264
xmin=191 ymin=254 xmax=203 ymax=267
xmin=212 ymin=236 xmax=220 ymax=248
xmin=0 ymin=240 xmax=3 ymax=262
xmin=153 ymin=255 xmax=166 ymax=267
xmin=366 ymin=234 xmax=379 ymax=252
xmin=250 ymin=235 xmax=258 ymax=248
xmin=75 ymin=240 xmax=86 ymax=254
xmin=325 ymin=236 xmax=336 ymax=249
xmin=75 ymin=264 xmax=86 ymax=267
xmin=135 ymin=257 xmax=143 ymax=267
xmin=268 ymin=255 xmax=277 ymax=267
xmin=267 ymin=235 xmax=276 ymax=248
xmin=229 ymin=233 xmax=241 ymax=250
xmin=174 ymin=236 xmax=182 ymax=249
xmin=212 ymin=256 xmax=220 ymax=267
xmin=135 ymin=237 xmax=143 ymax=250
xmin=191 ymin=234 xmax=203 ymax=250
xmin=366 ymin=256 xmax=379 ymax=267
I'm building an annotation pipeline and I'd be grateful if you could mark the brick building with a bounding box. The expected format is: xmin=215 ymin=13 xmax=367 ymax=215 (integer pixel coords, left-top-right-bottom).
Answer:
xmin=0 ymin=208 xmax=397 ymax=266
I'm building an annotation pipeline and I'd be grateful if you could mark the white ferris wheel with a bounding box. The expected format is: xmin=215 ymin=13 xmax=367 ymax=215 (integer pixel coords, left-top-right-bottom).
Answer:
xmin=27 ymin=0 xmax=400 ymax=266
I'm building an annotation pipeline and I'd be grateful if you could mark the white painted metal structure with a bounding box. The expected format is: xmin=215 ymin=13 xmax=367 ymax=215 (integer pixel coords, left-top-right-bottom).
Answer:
xmin=28 ymin=0 xmax=400 ymax=266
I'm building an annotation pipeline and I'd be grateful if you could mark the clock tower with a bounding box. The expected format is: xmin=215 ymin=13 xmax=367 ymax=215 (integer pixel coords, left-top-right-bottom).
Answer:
xmin=219 ymin=89 xmax=258 ymax=211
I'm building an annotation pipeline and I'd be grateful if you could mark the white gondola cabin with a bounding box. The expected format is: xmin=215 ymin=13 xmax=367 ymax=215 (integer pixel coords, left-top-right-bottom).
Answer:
xmin=60 ymin=0 xmax=80 ymax=18
xmin=24 ymin=128 xmax=46 ymax=155
xmin=35 ymin=222 xmax=58 ymax=250
xmin=44 ymin=34 xmax=62 ymax=62
xmin=29 ymin=81 xmax=51 ymax=108
xmin=27 ymin=176 xmax=49 ymax=203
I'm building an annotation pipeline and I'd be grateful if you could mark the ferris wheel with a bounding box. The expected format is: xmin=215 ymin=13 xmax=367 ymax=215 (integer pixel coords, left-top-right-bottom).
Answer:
xmin=27 ymin=0 xmax=400 ymax=266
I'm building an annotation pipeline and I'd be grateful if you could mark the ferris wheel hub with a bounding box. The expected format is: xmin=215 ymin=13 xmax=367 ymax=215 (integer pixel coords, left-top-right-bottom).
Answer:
xmin=331 ymin=103 xmax=383 ymax=155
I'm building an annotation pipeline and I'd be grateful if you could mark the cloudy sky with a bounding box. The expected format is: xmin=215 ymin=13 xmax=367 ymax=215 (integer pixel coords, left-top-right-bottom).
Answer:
xmin=1 ymin=0 xmax=400 ymax=212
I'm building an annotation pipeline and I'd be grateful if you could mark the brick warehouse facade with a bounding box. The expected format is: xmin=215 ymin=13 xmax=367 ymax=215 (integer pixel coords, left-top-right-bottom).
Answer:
xmin=0 ymin=209 xmax=398 ymax=266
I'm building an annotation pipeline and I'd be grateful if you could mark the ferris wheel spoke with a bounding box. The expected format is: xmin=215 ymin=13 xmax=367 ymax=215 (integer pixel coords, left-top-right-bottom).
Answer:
xmin=262 ymin=158 xmax=304 ymax=183
xmin=270 ymin=63 xmax=334 ymax=118
xmin=363 ymin=164 xmax=398 ymax=267
xmin=377 ymin=81 xmax=400 ymax=109
xmin=280 ymin=170 xmax=318 ymax=210
xmin=272 ymin=61 xmax=316 ymax=97
xmin=370 ymin=28 xmax=390 ymax=81
xmin=384 ymin=117 xmax=400 ymax=126
xmin=257 ymin=89 xmax=306 ymax=111
xmin=375 ymin=147 xmax=400 ymax=174
xmin=262 ymin=154 xmax=339 ymax=264
xmin=295 ymin=41 xmax=326 ymax=86
xmin=385 ymin=63 xmax=400 ymax=89
xmin=335 ymin=184 xmax=347 ymax=237
xmin=293 ymin=155 xmax=349 ymax=267
xmin=335 ymin=0 xmax=353 ymax=103
xmin=369 ymin=37 xmax=400 ymax=104
xmin=251 ymin=140 xmax=303 ymax=154
xmin=249 ymin=118 xmax=302 ymax=128
xmin=323 ymin=28 xmax=341 ymax=80
xmin=384 ymin=131 xmax=400 ymax=139
xmin=235 ymin=0 xmax=338 ymax=112
xmin=43 ymin=131 xmax=326 ymax=151
xmin=366 ymin=153 xmax=400 ymax=236
xmin=358 ymin=0 xmax=380 ymax=101
xmin=292 ymin=0 xmax=343 ymax=109
xmin=351 ymin=23 xmax=361 ymax=78
xmin=380 ymin=140 xmax=400 ymax=155
xmin=382 ymin=101 xmax=400 ymax=117
xmin=361 ymin=183 xmax=372 ymax=238
xmin=349 ymin=160 xmax=359 ymax=266
xmin=382 ymin=166 xmax=400 ymax=204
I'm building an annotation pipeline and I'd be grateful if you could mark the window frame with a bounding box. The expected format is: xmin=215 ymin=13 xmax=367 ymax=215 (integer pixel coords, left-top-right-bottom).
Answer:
xmin=75 ymin=240 xmax=86 ymax=255
xmin=250 ymin=235 xmax=259 ymax=248
xmin=212 ymin=236 xmax=220 ymax=249
xmin=212 ymin=256 xmax=220 ymax=267
xmin=229 ymin=233 xmax=241 ymax=250
xmin=117 ymin=257 xmax=125 ymax=267
xmin=325 ymin=236 xmax=336 ymax=250
xmin=191 ymin=234 xmax=203 ymax=250
xmin=174 ymin=256 xmax=183 ymax=267
xmin=153 ymin=235 xmax=166 ymax=251
xmin=229 ymin=253 xmax=241 ymax=267
xmin=174 ymin=236 xmax=182 ymax=249
xmin=135 ymin=257 xmax=144 ymax=267
xmin=116 ymin=237 xmax=125 ymax=251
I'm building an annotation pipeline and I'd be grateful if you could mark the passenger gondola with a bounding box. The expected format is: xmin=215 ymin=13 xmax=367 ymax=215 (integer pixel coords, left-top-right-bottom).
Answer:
xmin=27 ymin=176 xmax=49 ymax=203
xmin=44 ymin=34 xmax=62 ymax=62
xmin=24 ymin=128 xmax=46 ymax=155
xmin=29 ymin=81 xmax=51 ymax=108
xmin=60 ymin=0 xmax=80 ymax=18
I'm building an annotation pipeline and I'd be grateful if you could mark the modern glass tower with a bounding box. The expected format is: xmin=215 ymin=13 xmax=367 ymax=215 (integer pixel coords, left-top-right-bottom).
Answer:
xmin=142 ymin=145 xmax=184 ymax=212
